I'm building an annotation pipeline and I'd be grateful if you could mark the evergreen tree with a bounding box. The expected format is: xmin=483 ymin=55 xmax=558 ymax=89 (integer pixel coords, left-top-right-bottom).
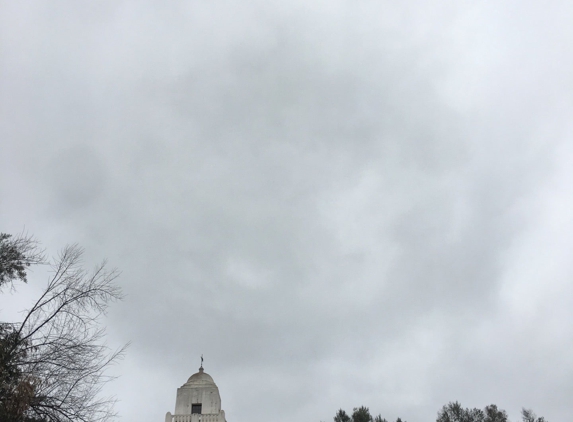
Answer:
xmin=335 ymin=409 xmax=351 ymax=422
xmin=352 ymin=406 xmax=373 ymax=422
xmin=521 ymin=409 xmax=546 ymax=422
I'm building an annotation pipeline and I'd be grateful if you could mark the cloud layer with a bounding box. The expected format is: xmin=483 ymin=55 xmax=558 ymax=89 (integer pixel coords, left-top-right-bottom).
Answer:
xmin=2 ymin=1 xmax=572 ymax=421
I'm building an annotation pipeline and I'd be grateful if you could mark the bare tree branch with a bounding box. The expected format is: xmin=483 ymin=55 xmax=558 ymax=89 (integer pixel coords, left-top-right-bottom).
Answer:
xmin=1 ymin=242 xmax=126 ymax=422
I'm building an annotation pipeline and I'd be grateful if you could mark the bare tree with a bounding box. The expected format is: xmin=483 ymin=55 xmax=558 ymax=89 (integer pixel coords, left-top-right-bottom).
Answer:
xmin=1 ymin=243 xmax=126 ymax=422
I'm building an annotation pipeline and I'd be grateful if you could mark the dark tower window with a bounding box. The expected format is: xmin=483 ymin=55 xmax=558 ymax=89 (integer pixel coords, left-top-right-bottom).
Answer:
xmin=192 ymin=404 xmax=202 ymax=414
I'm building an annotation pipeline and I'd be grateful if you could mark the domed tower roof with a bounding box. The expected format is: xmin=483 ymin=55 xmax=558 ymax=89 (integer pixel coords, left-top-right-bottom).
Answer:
xmin=185 ymin=367 xmax=216 ymax=386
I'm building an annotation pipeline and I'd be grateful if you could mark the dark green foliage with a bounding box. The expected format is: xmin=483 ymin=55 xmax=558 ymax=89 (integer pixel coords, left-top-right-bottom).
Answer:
xmin=436 ymin=402 xmax=546 ymax=422
xmin=521 ymin=409 xmax=546 ymax=422
xmin=0 ymin=233 xmax=43 ymax=288
xmin=0 ymin=324 xmax=26 ymax=420
xmin=484 ymin=404 xmax=508 ymax=422
xmin=0 ymin=324 xmax=45 ymax=422
xmin=352 ymin=406 xmax=373 ymax=422
xmin=333 ymin=407 xmax=403 ymax=422
xmin=0 ymin=234 xmax=42 ymax=421
xmin=436 ymin=401 xmax=509 ymax=422
xmin=335 ymin=409 xmax=351 ymax=422
xmin=436 ymin=401 xmax=480 ymax=422
xmin=331 ymin=401 xmax=549 ymax=422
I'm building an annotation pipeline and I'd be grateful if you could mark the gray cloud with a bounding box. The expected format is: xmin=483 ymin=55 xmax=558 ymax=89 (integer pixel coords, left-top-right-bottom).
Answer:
xmin=1 ymin=1 xmax=572 ymax=422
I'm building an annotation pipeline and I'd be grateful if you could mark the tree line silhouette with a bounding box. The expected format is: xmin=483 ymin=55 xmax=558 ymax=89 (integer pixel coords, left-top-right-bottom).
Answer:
xmin=330 ymin=402 xmax=548 ymax=422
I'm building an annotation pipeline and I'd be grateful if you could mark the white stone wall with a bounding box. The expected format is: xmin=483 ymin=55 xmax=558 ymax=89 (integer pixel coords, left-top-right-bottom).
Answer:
xmin=175 ymin=385 xmax=221 ymax=414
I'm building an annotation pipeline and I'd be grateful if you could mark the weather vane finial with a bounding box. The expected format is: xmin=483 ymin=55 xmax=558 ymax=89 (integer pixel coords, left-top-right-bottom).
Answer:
xmin=200 ymin=354 xmax=203 ymax=370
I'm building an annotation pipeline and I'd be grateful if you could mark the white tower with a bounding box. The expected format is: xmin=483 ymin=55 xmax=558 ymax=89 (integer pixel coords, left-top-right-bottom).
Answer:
xmin=165 ymin=362 xmax=227 ymax=422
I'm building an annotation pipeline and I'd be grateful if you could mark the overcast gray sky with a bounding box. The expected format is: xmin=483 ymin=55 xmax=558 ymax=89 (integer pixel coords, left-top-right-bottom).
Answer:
xmin=1 ymin=1 xmax=572 ymax=421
